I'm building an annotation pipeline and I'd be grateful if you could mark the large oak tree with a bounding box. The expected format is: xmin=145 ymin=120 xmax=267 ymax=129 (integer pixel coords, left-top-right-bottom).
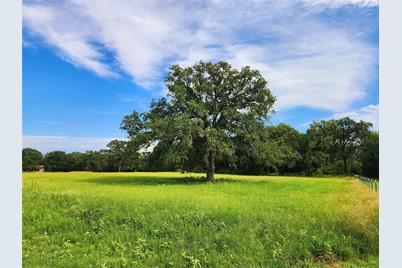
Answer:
xmin=121 ymin=61 xmax=275 ymax=181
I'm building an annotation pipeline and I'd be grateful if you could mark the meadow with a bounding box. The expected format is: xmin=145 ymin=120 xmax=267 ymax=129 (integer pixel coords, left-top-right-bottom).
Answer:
xmin=23 ymin=172 xmax=378 ymax=267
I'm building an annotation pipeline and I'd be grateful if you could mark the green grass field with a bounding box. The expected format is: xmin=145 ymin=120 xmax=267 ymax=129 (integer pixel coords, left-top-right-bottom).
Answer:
xmin=23 ymin=172 xmax=378 ymax=267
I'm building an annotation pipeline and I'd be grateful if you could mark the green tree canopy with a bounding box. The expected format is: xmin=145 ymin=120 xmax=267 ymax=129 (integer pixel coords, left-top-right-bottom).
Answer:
xmin=361 ymin=131 xmax=379 ymax=178
xmin=306 ymin=117 xmax=372 ymax=175
xmin=106 ymin=140 xmax=139 ymax=172
xmin=22 ymin=148 xmax=43 ymax=171
xmin=121 ymin=61 xmax=276 ymax=180
xmin=44 ymin=151 xmax=73 ymax=172
xmin=230 ymin=123 xmax=301 ymax=175
xmin=333 ymin=117 xmax=372 ymax=174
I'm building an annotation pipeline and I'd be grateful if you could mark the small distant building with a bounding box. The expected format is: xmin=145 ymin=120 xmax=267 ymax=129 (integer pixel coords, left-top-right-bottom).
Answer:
xmin=35 ymin=165 xmax=45 ymax=172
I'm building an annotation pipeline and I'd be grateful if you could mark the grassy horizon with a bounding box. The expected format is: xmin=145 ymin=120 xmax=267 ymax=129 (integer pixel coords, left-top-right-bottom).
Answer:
xmin=23 ymin=172 xmax=378 ymax=267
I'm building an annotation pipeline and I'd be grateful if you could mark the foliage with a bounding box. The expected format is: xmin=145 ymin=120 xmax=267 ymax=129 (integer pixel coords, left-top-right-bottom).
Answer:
xmin=23 ymin=172 xmax=379 ymax=267
xmin=84 ymin=150 xmax=112 ymax=172
xmin=120 ymin=61 xmax=276 ymax=180
xmin=305 ymin=117 xmax=374 ymax=176
xmin=361 ymin=132 xmax=379 ymax=178
xmin=222 ymin=123 xmax=301 ymax=175
xmin=106 ymin=140 xmax=138 ymax=172
xmin=24 ymin=117 xmax=378 ymax=177
xmin=116 ymin=61 xmax=377 ymax=178
xmin=332 ymin=118 xmax=372 ymax=174
xmin=22 ymin=148 xmax=43 ymax=171
xmin=69 ymin=152 xmax=87 ymax=171
xmin=44 ymin=151 xmax=73 ymax=172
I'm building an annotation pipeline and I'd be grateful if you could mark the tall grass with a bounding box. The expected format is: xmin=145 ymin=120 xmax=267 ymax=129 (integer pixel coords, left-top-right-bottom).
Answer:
xmin=354 ymin=174 xmax=379 ymax=192
xmin=23 ymin=172 xmax=378 ymax=267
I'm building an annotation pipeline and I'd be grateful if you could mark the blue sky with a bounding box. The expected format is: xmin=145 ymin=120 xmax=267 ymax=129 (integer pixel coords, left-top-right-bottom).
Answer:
xmin=22 ymin=0 xmax=378 ymax=153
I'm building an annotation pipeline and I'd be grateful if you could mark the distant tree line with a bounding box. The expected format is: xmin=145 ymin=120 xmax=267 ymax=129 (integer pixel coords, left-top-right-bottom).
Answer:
xmin=22 ymin=117 xmax=378 ymax=178
xmin=22 ymin=141 xmax=145 ymax=173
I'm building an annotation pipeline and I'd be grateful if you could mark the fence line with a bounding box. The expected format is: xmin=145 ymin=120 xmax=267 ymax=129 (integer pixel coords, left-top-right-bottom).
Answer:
xmin=353 ymin=174 xmax=379 ymax=192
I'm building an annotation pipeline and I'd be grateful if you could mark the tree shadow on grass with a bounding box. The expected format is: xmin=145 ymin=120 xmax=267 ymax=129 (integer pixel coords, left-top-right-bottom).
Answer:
xmin=81 ymin=175 xmax=269 ymax=186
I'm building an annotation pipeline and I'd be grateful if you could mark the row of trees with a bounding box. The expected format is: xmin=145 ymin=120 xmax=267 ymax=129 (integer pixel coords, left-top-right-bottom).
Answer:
xmin=22 ymin=141 xmax=143 ymax=173
xmin=22 ymin=61 xmax=379 ymax=179
xmin=23 ymin=117 xmax=378 ymax=177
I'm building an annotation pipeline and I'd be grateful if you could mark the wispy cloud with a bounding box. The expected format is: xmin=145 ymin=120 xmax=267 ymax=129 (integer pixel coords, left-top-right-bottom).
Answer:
xmin=120 ymin=97 xmax=136 ymax=103
xmin=90 ymin=110 xmax=118 ymax=115
xmin=23 ymin=3 xmax=118 ymax=78
xmin=23 ymin=0 xmax=378 ymax=112
xmin=332 ymin=104 xmax=378 ymax=130
xmin=299 ymin=104 xmax=379 ymax=131
xmin=40 ymin=120 xmax=63 ymax=125
xmin=23 ymin=135 xmax=128 ymax=153
xmin=299 ymin=0 xmax=378 ymax=8
xmin=39 ymin=120 xmax=79 ymax=129
xmin=118 ymin=95 xmax=149 ymax=111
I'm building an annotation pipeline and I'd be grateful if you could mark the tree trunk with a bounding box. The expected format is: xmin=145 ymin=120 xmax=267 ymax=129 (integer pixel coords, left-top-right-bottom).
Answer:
xmin=343 ymin=156 xmax=348 ymax=175
xmin=205 ymin=150 xmax=216 ymax=181
xmin=118 ymin=161 xmax=121 ymax=173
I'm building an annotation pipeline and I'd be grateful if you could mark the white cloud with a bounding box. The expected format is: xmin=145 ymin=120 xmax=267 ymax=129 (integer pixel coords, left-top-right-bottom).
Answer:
xmin=332 ymin=104 xmax=378 ymax=130
xmin=23 ymin=4 xmax=117 ymax=78
xmin=297 ymin=104 xmax=378 ymax=131
xmin=300 ymin=0 xmax=378 ymax=8
xmin=23 ymin=135 xmax=128 ymax=153
xmin=23 ymin=0 xmax=378 ymax=112
xmin=40 ymin=120 xmax=63 ymax=125
xmin=24 ymin=0 xmax=199 ymax=88
xmin=118 ymin=94 xmax=149 ymax=111
xmin=225 ymin=39 xmax=375 ymax=112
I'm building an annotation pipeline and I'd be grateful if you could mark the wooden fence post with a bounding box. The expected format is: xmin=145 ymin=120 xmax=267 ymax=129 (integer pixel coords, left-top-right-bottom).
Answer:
xmin=353 ymin=174 xmax=378 ymax=193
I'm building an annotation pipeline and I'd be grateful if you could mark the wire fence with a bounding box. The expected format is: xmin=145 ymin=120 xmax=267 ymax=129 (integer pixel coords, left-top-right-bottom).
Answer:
xmin=353 ymin=174 xmax=379 ymax=192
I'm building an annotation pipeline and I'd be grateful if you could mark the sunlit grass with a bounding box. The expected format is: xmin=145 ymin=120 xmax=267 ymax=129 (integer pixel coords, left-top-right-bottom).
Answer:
xmin=23 ymin=172 xmax=378 ymax=267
